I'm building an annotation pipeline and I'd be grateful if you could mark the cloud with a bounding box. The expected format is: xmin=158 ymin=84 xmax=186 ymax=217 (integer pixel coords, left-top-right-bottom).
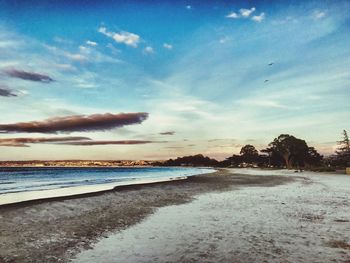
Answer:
xmin=106 ymin=43 xmax=121 ymax=54
xmin=0 ymin=39 xmax=20 ymax=49
xmin=163 ymin=43 xmax=173 ymax=50
xmin=0 ymin=86 xmax=17 ymax=97
xmin=0 ymin=112 xmax=149 ymax=134
xmin=98 ymin=27 xmax=140 ymax=48
xmin=45 ymin=44 xmax=118 ymax=64
xmin=219 ymin=37 xmax=230 ymax=44
xmin=3 ymin=69 xmax=54 ymax=82
xmin=53 ymin=63 xmax=77 ymax=72
xmin=226 ymin=7 xmax=262 ymax=21
xmin=86 ymin=40 xmax=98 ymax=46
xmin=144 ymin=46 xmax=154 ymax=54
xmin=251 ymin=12 xmax=265 ymax=22
xmin=240 ymin=7 xmax=256 ymax=17
xmin=56 ymin=140 xmax=154 ymax=146
xmin=160 ymin=131 xmax=175 ymax=135
xmin=63 ymin=52 xmax=88 ymax=62
xmin=53 ymin=37 xmax=73 ymax=45
xmin=0 ymin=136 xmax=91 ymax=147
xmin=312 ymin=10 xmax=326 ymax=20
xmin=238 ymin=98 xmax=290 ymax=109
xmin=226 ymin=12 xmax=239 ymax=19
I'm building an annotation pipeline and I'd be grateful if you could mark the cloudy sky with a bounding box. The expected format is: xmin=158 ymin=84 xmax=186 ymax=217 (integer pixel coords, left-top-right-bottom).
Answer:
xmin=0 ymin=0 xmax=349 ymax=160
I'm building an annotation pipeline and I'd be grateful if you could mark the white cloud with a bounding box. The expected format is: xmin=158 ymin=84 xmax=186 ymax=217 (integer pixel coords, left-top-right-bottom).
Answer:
xmin=53 ymin=63 xmax=76 ymax=72
xmin=0 ymin=40 xmax=19 ymax=48
xmin=271 ymin=16 xmax=298 ymax=25
xmin=79 ymin=45 xmax=90 ymax=53
xmin=73 ymin=71 xmax=99 ymax=89
xmin=163 ymin=43 xmax=173 ymax=50
xmin=144 ymin=46 xmax=154 ymax=54
xmin=219 ymin=37 xmax=230 ymax=44
xmin=226 ymin=12 xmax=239 ymax=19
xmin=63 ymin=52 xmax=88 ymax=62
xmin=44 ymin=43 xmax=120 ymax=64
xmin=86 ymin=40 xmax=98 ymax=46
xmin=312 ymin=10 xmax=326 ymax=20
xmin=240 ymin=7 xmax=256 ymax=17
xmin=237 ymin=98 xmax=290 ymax=109
xmin=53 ymin=37 xmax=73 ymax=45
xmin=251 ymin=12 xmax=265 ymax=22
xmin=226 ymin=7 xmax=261 ymax=20
xmin=44 ymin=44 xmax=87 ymax=62
xmin=106 ymin=43 xmax=121 ymax=54
xmin=98 ymin=26 xmax=140 ymax=48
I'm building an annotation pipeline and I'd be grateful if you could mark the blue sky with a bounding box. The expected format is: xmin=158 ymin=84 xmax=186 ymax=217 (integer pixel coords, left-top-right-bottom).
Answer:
xmin=0 ymin=0 xmax=349 ymax=160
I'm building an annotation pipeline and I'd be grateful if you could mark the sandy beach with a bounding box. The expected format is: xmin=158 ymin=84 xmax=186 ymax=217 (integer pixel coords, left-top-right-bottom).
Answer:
xmin=1 ymin=169 xmax=349 ymax=263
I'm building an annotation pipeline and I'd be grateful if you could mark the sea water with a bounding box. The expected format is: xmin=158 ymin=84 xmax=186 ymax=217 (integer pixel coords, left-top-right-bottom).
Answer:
xmin=0 ymin=167 xmax=213 ymax=195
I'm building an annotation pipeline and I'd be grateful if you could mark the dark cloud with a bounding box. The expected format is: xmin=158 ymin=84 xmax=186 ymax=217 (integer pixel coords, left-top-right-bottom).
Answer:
xmin=57 ymin=140 xmax=153 ymax=146
xmin=0 ymin=136 xmax=90 ymax=147
xmin=3 ymin=69 xmax=54 ymax=83
xmin=0 ymin=86 xmax=17 ymax=97
xmin=0 ymin=112 xmax=149 ymax=134
xmin=159 ymin=131 xmax=175 ymax=135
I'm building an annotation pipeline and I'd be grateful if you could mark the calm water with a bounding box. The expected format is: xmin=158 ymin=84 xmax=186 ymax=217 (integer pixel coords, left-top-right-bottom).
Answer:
xmin=0 ymin=167 xmax=213 ymax=195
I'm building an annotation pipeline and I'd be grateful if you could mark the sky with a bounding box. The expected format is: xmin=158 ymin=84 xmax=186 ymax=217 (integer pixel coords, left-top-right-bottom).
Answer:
xmin=0 ymin=0 xmax=349 ymax=160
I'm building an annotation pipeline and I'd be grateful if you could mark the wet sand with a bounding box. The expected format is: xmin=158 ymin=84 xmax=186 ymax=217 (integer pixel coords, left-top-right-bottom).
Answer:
xmin=0 ymin=169 xmax=292 ymax=263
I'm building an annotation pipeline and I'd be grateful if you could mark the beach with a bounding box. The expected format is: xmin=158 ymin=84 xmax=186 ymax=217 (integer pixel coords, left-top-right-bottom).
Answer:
xmin=0 ymin=169 xmax=349 ymax=262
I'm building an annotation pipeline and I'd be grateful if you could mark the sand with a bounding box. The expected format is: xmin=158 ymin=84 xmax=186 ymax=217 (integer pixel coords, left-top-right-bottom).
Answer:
xmin=1 ymin=169 xmax=349 ymax=263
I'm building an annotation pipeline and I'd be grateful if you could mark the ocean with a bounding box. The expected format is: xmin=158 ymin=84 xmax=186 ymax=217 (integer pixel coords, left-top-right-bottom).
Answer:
xmin=0 ymin=167 xmax=214 ymax=195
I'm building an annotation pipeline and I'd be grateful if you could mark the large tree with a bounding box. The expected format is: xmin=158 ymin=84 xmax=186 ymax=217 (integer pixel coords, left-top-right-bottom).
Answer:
xmin=267 ymin=134 xmax=309 ymax=169
xmin=336 ymin=130 xmax=350 ymax=166
xmin=304 ymin=147 xmax=323 ymax=167
xmin=240 ymin=144 xmax=259 ymax=163
xmin=261 ymin=147 xmax=285 ymax=167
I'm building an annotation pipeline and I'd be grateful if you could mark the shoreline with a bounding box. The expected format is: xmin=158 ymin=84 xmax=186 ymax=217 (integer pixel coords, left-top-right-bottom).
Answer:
xmin=0 ymin=167 xmax=214 ymax=206
xmin=0 ymin=169 xmax=294 ymax=263
xmin=0 ymin=175 xmax=190 ymax=207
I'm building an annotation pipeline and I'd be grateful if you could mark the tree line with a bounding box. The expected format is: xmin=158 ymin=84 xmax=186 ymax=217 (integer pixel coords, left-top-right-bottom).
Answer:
xmin=159 ymin=130 xmax=350 ymax=169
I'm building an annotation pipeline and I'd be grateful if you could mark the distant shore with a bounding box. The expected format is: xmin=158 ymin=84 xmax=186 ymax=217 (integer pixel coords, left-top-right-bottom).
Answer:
xmin=0 ymin=160 xmax=158 ymax=167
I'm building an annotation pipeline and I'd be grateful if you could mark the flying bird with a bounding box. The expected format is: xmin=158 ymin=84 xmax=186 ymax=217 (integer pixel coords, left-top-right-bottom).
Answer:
xmin=268 ymin=62 xmax=274 ymax=66
xmin=264 ymin=79 xmax=269 ymax=83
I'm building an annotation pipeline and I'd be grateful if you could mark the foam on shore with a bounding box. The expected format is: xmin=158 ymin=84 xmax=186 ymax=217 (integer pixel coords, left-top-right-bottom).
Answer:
xmin=0 ymin=176 xmax=188 ymax=206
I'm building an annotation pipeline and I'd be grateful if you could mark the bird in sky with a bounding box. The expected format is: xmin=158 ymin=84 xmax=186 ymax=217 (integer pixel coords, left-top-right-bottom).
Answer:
xmin=268 ymin=62 xmax=274 ymax=66
xmin=264 ymin=79 xmax=269 ymax=83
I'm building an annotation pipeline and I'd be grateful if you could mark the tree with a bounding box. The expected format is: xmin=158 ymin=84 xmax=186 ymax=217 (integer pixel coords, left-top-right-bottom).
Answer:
xmin=267 ymin=134 xmax=309 ymax=169
xmin=336 ymin=130 xmax=350 ymax=167
xmin=161 ymin=154 xmax=219 ymax=167
xmin=239 ymin=144 xmax=259 ymax=164
xmin=305 ymin=147 xmax=323 ymax=167
xmin=240 ymin=144 xmax=258 ymax=157
xmin=260 ymin=147 xmax=285 ymax=167
xmin=222 ymin=154 xmax=242 ymax=167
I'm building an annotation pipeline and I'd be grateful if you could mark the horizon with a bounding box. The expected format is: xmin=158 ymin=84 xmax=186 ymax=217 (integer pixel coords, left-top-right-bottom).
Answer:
xmin=0 ymin=0 xmax=349 ymax=161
